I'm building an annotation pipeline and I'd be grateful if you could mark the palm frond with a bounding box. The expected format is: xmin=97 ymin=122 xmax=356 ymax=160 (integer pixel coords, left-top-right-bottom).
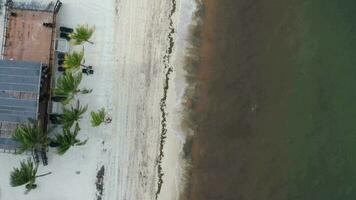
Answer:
xmin=69 ymin=24 xmax=95 ymax=45
xmin=10 ymin=159 xmax=37 ymax=187
xmin=90 ymin=108 xmax=106 ymax=127
xmin=60 ymin=104 xmax=88 ymax=129
xmin=54 ymin=130 xmax=77 ymax=155
xmin=80 ymin=88 xmax=92 ymax=94
xmin=76 ymin=139 xmax=88 ymax=146
xmin=63 ymin=50 xmax=84 ymax=71
xmin=54 ymin=124 xmax=87 ymax=155
xmin=53 ymin=72 xmax=82 ymax=104
xmin=12 ymin=120 xmax=46 ymax=154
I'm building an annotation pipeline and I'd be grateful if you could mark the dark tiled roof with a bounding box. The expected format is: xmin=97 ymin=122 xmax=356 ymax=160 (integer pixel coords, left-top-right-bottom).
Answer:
xmin=11 ymin=0 xmax=57 ymax=12
xmin=0 ymin=137 xmax=20 ymax=149
xmin=0 ymin=60 xmax=41 ymax=124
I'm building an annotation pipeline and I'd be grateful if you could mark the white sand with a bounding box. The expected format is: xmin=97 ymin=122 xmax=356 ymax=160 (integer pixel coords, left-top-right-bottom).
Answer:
xmin=0 ymin=0 xmax=196 ymax=199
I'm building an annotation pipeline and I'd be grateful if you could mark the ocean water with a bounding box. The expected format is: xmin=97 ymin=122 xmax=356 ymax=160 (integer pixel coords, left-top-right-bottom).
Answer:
xmin=181 ymin=0 xmax=356 ymax=199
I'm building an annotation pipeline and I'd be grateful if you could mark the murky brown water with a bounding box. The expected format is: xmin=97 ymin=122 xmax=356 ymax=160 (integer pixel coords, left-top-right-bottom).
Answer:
xmin=181 ymin=0 xmax=297 ymax=199
xmin=181 ymin=0 xmax=356 ymax=199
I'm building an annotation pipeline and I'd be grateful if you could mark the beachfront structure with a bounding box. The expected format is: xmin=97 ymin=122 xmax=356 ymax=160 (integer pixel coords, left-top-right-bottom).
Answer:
xmin=0 ymin=60 xmax=42 ymax=149
xmin=2 ymin=0 xmax=61 ymax=64
xmin=0 ymin=0 xmax=61 ymax=151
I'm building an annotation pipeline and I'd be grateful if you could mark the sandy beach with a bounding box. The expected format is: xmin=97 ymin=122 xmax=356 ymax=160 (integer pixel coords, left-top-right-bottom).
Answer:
xmin=0 ymin=0 xmax=195 ymax=199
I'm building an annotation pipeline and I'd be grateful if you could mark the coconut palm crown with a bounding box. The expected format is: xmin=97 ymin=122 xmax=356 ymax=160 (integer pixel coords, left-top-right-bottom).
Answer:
xmin=10 ymin=159 xmax=51 ymax=192
xmin=63 ymin=49 xmax=84 ymax=71
xmin=69 ymin=24 xmax=95 ymax=45
xmin=60 ymin=103 xmax=88 ymax=129
xmin=10 ymin=159 xmax=38 ymax=190
xmin=53 ymin=72 xmax=82 ymax=104
xmin=90 ymin=108 xmax=106 ymax=127
xmin=54 ymin=123 xmax=88 ymax=155
xmin=12 ymin=120 xmax=47 ymax=155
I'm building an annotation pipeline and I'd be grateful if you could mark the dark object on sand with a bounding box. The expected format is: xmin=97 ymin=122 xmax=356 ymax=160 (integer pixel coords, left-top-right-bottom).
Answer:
xmin=51 ymin=96 xmax=67 ymax=102
xmin=49 ymin=141 xmax=60 ymax=147
xmin=57 ymin=52 xmax=65 ymax=59
xmin=60 ymin=32 xmax=70 ymax=41
xmin=60 ymin=26 xmax=74 ymax=33
xmin=95 ymin=166 xmax=105 ymax=200
xmin=82 ymin=68 xmax=94 ymax=75
xmin=105 ymin=117 xmax=112 ymax=124
xmin=58 ymin=59 xmax=64 ymax=65
xmin=49 ymin=113 xmax=62 ymax=124
xmin=57 ymin=66 xmax=65 ymax=72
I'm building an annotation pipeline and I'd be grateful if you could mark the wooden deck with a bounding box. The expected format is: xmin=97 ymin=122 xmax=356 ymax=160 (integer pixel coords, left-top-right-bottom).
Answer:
xmin=4 ymin=9 xmax=54 ymax=65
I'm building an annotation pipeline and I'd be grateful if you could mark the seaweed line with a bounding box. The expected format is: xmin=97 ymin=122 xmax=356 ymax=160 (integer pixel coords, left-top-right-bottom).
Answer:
xmin=155 ymin=0 xmax=176 ymax=199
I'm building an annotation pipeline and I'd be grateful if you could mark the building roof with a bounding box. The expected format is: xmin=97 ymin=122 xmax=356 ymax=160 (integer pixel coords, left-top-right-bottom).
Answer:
xmin=4 ymin=9 xmax=55 ymax=65
xmin=0 ymin=137 xmax=20 ymax=149
xmin=11 ymin=0 xmax=57 ymax=12
xmin=0 ymin=60 xmax=41 ymax=124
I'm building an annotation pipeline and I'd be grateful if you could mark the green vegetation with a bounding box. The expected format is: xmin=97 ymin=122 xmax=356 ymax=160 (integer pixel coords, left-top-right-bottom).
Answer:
xmin=90 ymin=108 xmax=106 ymax=127
xmin=60 ymin=103 xmax=88 ymax=129
xmin=10 ymin=159 xmax=51 ymax=192
xmin=12 ymin=120 xmax=47 ymax=157
xmin=53 ymin=72 xmax=83 ymax=104
xmin=63 ymin=49 xmax=85 ymax=71
xmin=69 ymin=24 xmax=95 ymax=45
xmin=8 ymin=23 xmax=103 ymax=191
xmin=50 ymin=23 xmax=95 ymax=156
xmin=10 ymin=159 xmax=38 ymax=191
xmin=54 ymin=123 xmax=88 ymax=155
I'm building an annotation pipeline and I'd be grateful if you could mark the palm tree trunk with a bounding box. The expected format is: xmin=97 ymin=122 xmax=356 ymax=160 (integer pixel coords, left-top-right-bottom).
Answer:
xmin=31 ymin=149 xmax=39 ymax=164
xmin=36 ymin=172 xmax=52 ymax=178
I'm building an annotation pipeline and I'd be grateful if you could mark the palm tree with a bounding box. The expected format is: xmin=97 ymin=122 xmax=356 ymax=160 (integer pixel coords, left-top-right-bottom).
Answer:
xmin=90 ymin=108 xmax=107 ymax=127
xmin=12 ymin=120 xmax=47 ymax=161
xmin=54 ymin=123 xmax=88 ymax=155
xmin=10 ymin=159 xmax=38 ymax=190
xmin=53 ymin=72 xmax=83 ymax=104
xmin=63 ymin=49 xmax=84 ymax=71
xmin=69 ymin=24 xmax=95 ymax=45
xmin=60 ymin=102 xmax=88 ymax=129
xmin=10 ymin=159 xmax=51 ymax=192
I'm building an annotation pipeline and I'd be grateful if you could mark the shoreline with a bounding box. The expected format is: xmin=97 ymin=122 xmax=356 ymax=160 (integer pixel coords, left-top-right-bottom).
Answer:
xmin=179 ymin=0 xmax=215 ymax=198
xmin=158 ymin=0 xmax=197 ymax=199
xmin=105 ymin=0 xmax=197 ymax=199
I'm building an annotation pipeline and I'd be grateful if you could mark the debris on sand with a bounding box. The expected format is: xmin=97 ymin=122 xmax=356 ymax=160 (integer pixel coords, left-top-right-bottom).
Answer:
xmin=95 ymin=166 xmax=105 ymax=200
